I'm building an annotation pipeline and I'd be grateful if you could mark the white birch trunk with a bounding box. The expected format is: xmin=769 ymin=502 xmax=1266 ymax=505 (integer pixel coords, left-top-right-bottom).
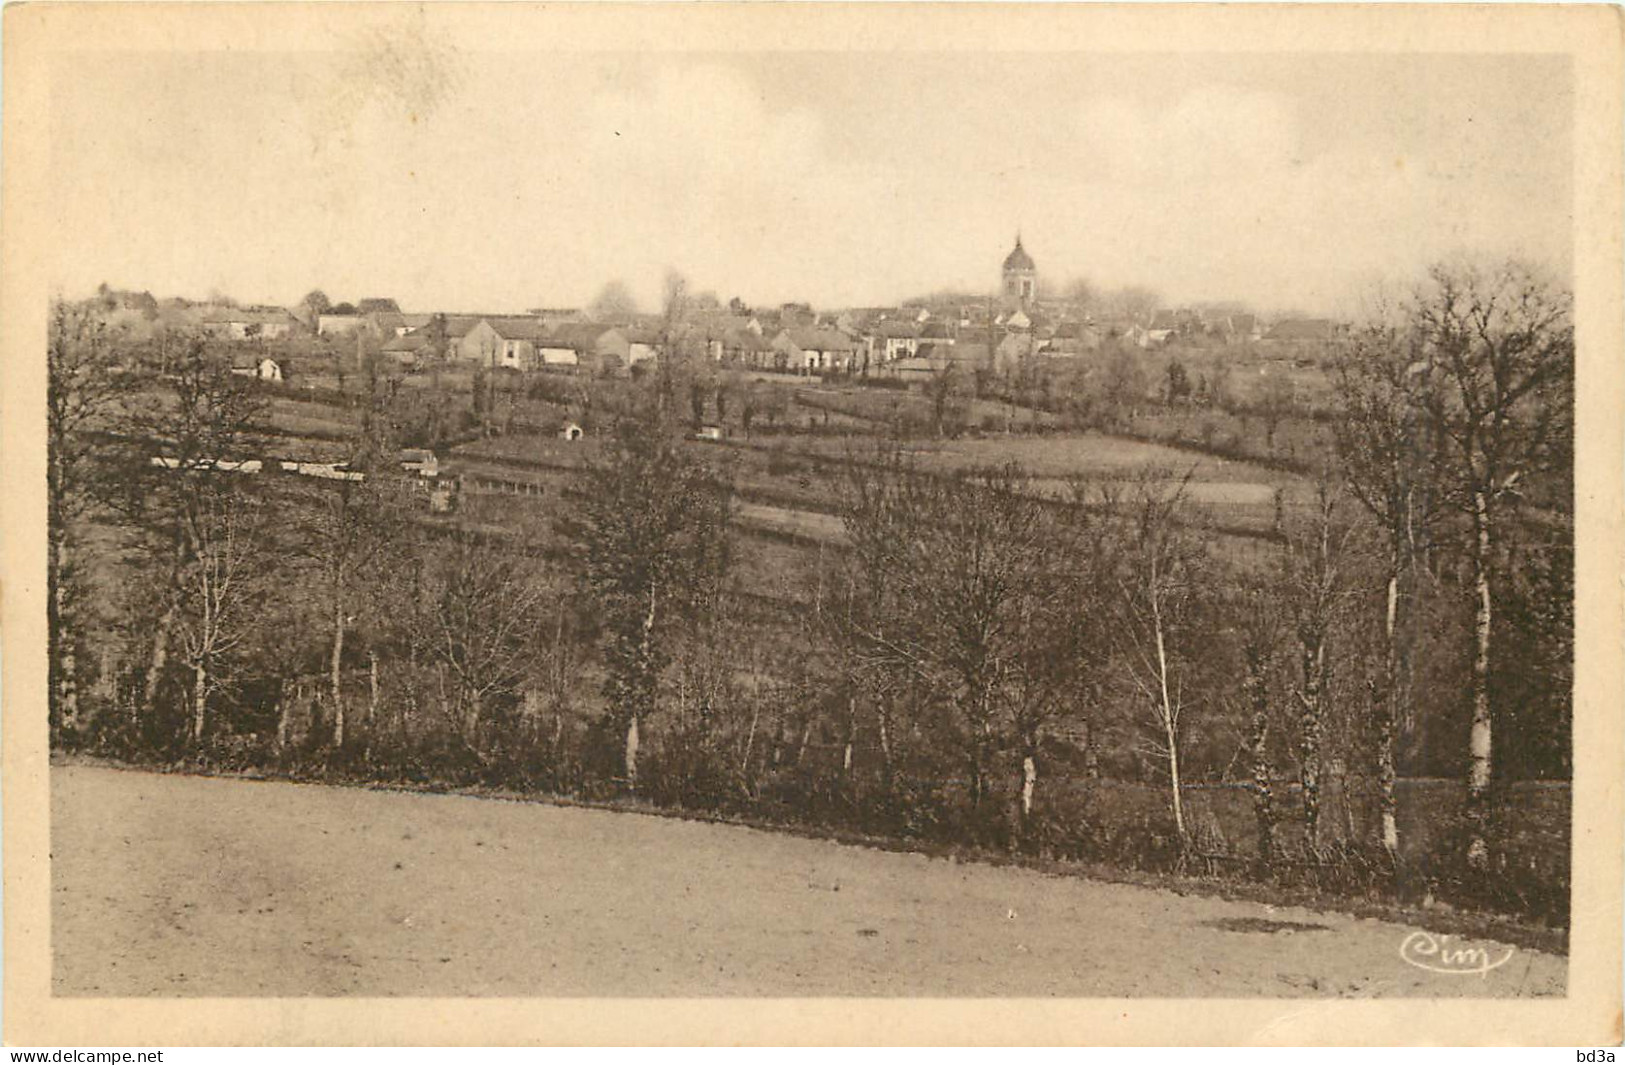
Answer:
xmin=741 ymin=701 xmax=760 ymax=783
xmin=1154 ymin=612 xmax=1186 ymax=839
xmin=191 ymin=662 xmax=208 ymax=744
xmin=1380 ymin=570 xmax=1401 ymax=855
xmin=624 ymin=714 xmax=641 ymax=788
xmin=276 ymin=687 xmax=292 ymax=754
xmin=842 ymin=694 xmax=855 ymax=775
xmin=1466 ymin=491 xmax=1494 ymax=866
xmin=1468 ymin=493 xmax=1494 ymax=799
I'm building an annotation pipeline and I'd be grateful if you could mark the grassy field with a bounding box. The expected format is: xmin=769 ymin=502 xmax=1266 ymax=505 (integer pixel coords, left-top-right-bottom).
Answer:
xmin=729 ymin=429 xmax=1312 ymax=541
xmin=736 ymin=501 xmax=847 ymax=543
xmin=444 ymin=423 xmax=1305 ymax=550
xmin=793 ymin=386 xmax=1060 ymax=433
xmin=452 ymin=431 xmax=595 ymax=470
xmin=262 ymin=398 xmax=362 ymax=442
xmin=53 ymin=765 xmax=1565 ymax=998
xmin=906 ymin=433 xmax=1299 ymax=485
xmin=753 ymin=430 xmax=1295 ymax=484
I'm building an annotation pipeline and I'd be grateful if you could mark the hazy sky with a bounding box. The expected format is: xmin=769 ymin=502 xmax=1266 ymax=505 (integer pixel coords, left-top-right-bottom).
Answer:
xmin=48 ymin=43 xmax=1572 ymax=316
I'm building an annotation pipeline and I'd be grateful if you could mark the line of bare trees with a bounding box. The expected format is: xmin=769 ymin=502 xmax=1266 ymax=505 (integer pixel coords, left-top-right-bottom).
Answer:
xmin=44 ymin=258 xmax=1573 ymax=921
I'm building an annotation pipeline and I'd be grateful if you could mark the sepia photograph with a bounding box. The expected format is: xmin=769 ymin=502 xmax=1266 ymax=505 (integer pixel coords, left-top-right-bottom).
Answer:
xmin=2 ymin=2 xmax=1620 ymax=1047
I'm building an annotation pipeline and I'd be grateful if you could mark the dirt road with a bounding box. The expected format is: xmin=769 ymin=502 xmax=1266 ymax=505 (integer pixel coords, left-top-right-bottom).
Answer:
xmin=52 ymin=765 xmax=1565 ymax=997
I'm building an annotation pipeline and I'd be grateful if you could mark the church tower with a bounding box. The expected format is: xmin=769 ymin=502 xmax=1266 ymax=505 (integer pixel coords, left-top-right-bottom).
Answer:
xmin=1002 ymin=234 xmax=1037 ymax=307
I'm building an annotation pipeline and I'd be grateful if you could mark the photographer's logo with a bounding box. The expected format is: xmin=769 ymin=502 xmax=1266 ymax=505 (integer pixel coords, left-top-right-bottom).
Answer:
xmin=1398 ymin=930 xmax=1515 ymax=977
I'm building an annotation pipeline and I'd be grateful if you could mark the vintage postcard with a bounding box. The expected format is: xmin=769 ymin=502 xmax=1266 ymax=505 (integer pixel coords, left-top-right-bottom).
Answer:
xmin=2 ymin=2 xmax=1620 ymax=1047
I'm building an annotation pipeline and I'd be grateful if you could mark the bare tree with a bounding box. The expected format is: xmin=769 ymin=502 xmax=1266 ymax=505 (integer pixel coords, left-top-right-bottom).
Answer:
xmin=121 ymin=337 xmax=265 ymax=729
xmin=1058 ymin=477 xmax=1125 ymax=804
xmin=1280 ymin=481 xmax=1359 ymax=853
xmin=47 ymin=302 xmax=135 ymax=736
xmin=573 ymin=420 xmax=732 ymax=788
xmin=894 ymin=468 xmax=1063 ymax=821
xmin=300 ymin=289 xmax=332 ymax=322
xmin=833 ymin=458 xmax=1085 ymax=837
xmin=1333 ymin=309 xmax=1444 ymax=854
xmin=1101 ymin=345 xmax=1148 ymax=428
xmin=661 ymin=593 xmax=749 ymax=803
xmin=1113 ymin=472 xmax=1207 ymax=843
xmin=174 ymin=485 xmax=267 ymax=744
xmin=1111 ymin=285 xmax=1161 ymax=323
xmin=590 ymin=279 xmax=641 ymax=322
xmin=416 ymin=533 xmax=548 ymax=754
xmin=1063 ymin=277 xmax=1097 ymax=314
xmin=1409 ymin=261 xmax=1573 ymax=862
xmin=526 ymin=588 xmax=583 ymax=781
xmin=298 ymin=471 xmax=401 ymax=751
xmin=1257 ymin=374 xmax=1296 ymax=454
xmin=1234 ymin=576 xmax=1284 ymax=870
xmin=924 ymin=362 xmax=963 ymax=438
xmin=297 ymin=378 xmax=405 ymax=752
xmin=827 ymin=445 xmax=915 ymax=786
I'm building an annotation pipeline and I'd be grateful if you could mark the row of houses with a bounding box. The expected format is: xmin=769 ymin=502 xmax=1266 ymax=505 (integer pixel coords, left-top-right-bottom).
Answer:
xmin=1123 ymin=310 xmax=1345 ymax=347
xmin=364 ymin=310 xmax=884 ymax=376
xmin=377 ymin=317 xmax=664 ymax=372
xmin=201 ymin=293 xmax=1344 ymax=378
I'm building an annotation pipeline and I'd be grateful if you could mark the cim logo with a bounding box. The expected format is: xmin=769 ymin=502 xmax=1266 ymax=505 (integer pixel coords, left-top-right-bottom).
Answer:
xmin=1398 ymin=930 xmax=1515 ymax=977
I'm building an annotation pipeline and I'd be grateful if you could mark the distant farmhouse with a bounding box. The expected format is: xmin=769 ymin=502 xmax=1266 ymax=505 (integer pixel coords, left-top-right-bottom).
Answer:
xmin=773 ymin=327 xmax=860 ymax=373
xmin=538 ymin=324 xmax=636 ymax=373
xmin=458 ymin=317 xmax=549 ymax=370
xmin=203 ymin=307 xmax=297 ymax=341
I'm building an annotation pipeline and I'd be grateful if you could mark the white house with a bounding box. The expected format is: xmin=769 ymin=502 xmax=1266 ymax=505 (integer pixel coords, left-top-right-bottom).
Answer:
xmin=773 ymin=328 xmax=860 ymax=373
xmin=229 ymin=354 xmax=285 ymax=381
xmin=873 ymin=319 xmax=922 ymax=362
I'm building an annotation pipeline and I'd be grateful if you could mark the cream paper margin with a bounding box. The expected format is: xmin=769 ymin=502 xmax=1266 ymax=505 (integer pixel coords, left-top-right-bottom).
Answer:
xmin=2 ymin=2 xmax=1620 ymax=1047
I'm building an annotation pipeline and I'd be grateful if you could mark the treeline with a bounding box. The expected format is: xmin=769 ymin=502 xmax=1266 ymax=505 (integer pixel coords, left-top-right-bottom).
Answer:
xmin=46 ymin=260 xmax=1574 ymax=927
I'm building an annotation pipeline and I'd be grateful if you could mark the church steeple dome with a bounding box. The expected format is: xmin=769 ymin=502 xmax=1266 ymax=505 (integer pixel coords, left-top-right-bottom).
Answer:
xmin=1001 ymin=233 xmax=1037 ymax=305
xmin=1003 ymin=234 xmax=1035 ymax=272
